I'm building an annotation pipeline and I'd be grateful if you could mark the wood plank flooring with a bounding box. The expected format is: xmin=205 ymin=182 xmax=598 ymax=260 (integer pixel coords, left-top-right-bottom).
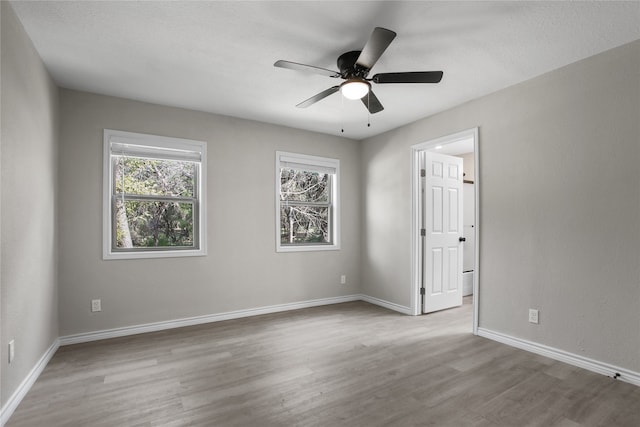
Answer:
xmin=7 ymin=298 xmax=640 ymax=426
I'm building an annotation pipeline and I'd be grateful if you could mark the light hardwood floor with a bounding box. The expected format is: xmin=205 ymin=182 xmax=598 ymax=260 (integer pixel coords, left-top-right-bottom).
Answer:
xmin=7 ymin=298 xmax=640 ymax=426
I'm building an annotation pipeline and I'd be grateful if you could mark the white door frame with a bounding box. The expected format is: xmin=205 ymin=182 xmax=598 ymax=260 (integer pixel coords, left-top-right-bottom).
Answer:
xmin=410 ymin=127 xmax=480 ymax=335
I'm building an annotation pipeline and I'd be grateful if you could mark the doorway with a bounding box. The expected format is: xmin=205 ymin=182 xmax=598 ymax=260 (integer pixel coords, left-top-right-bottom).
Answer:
xmin=411 ymin=128 xmax=479 ymax=334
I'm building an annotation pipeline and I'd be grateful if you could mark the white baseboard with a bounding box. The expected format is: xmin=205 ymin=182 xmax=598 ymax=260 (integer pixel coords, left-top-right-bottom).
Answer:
xmin=477 ymin=328 xmax=640 ymax=387
xmin=0 ymin=339 xmax=60 ymax=427
xmin=60 ymin=294 xmax=414 ymax=346
xmin=59 ymin=295 xmax=362 ymax=346
xmin=359 ymin=294 xmax=413 ymax=315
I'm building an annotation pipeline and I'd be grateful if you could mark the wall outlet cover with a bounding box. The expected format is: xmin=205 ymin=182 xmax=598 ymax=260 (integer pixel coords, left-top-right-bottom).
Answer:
xmin=528 ymin=308 xmax=539 ymax=324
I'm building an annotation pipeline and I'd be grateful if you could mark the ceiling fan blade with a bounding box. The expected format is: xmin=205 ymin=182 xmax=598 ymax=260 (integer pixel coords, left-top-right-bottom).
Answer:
xmin=361 ymin=90 xmax=384 ymax=114
xmin=372 ymin=71 xmax=444 ymax=84
xmin=296 ymin=86 xmax=340 ymax=108
xmin=356 ymin=27 xmax=397 ymax=70
xmin=274 ymin=60 xmax=340 ymax=78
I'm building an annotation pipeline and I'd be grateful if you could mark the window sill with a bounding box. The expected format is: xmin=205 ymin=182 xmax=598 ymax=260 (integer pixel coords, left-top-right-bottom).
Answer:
xmin=276 ymin=244 xmax=340 ymax=253
xmin=103 ymin=248 xmax=206 ymax=260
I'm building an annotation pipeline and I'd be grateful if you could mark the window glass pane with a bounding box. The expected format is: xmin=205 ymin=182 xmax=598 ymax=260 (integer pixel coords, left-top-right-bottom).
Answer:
xmin=280 ymin=168 xmax=329 ymax=203
xmin=115 ymin=200 xmax=194 ymax=248
xmin=280 ymin=206 xmax=330 ymax=245
xmin=114 ymin=156 xmax=195 ymax=198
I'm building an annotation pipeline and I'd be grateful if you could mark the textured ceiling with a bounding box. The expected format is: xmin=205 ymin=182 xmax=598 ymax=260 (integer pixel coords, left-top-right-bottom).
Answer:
xmin=10 ymin=1 xmax=640 ymax=140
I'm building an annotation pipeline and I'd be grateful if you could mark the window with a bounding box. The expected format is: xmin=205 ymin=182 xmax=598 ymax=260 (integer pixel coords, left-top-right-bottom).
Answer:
xmin=103 ymin=129 xmax=207 ymax=260
xmin=276 ymin=151 xmax=340 ymax=252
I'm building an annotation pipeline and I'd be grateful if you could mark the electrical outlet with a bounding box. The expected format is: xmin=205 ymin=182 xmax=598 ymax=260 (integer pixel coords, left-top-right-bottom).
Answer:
xmin=91 ymin=299 xmax=102 ymax=312
xmin=528 ymin=309 xmax=539 ymax=324
xmin=9 ymin=340 xmax=15 ymax=364
xmin=340 ymin=275 xmax=346 ymax=285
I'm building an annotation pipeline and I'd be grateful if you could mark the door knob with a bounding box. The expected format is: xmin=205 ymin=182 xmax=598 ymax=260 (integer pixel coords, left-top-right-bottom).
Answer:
xmin=459 ymin=237 xmax=466 ymax=242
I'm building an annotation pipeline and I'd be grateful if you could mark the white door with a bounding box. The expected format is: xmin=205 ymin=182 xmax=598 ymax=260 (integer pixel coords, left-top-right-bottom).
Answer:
xmin=421 ymin=151 xmax=464 ymax=313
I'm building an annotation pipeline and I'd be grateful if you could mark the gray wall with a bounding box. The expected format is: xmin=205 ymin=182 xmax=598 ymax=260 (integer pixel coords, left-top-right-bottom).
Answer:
xmin=361 ymin=40 xmax=640 ymax=372
xmin=1 ymin=1 xmax=59 ymax=408
xmin=58 ymin=90 xmax=361 ymax=336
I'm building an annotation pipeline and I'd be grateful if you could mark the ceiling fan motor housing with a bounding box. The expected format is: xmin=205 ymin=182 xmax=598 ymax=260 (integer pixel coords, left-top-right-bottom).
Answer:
xmin=337 ymin=51 xmax=369 ymax=79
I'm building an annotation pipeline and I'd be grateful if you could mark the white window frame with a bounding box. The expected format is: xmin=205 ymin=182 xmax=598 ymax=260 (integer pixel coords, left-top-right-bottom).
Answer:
xmin=275 ymin=151 xmax=340 ymax=253
xmin=103 ymin=129 xmax=207 ymax=260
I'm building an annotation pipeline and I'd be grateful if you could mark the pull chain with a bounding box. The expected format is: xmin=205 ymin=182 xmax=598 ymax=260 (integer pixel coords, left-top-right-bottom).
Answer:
xmin=341 ymin=92 xmax=345 ymax=133
xmin=340 ymin=91 xmax=374 ymax=133
xmin=367 ymin=92 xmax=371 ymax=128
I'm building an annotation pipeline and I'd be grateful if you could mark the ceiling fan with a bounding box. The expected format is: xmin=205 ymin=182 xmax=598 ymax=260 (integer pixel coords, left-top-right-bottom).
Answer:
xmin=274 ymin=27 xmax=443 ymax=114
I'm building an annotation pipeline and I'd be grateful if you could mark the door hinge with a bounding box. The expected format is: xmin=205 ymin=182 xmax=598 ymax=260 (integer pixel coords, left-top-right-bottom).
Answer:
xmin=420 ymin=229 xmax=426 ymax=236
xmin=420 ymin=169 xmax=426 ymax=177
xmin=420 ymin=287 xmax=426 ymax=295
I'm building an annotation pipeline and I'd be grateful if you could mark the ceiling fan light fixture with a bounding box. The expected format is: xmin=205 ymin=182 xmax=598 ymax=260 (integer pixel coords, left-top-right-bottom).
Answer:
xmin=340 ymin=79 xmax=370 ymax=100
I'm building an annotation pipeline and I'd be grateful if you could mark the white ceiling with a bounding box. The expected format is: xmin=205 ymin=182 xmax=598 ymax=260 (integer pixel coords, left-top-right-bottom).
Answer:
xmin=10 ymin=1 xmax=640 ymax=140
